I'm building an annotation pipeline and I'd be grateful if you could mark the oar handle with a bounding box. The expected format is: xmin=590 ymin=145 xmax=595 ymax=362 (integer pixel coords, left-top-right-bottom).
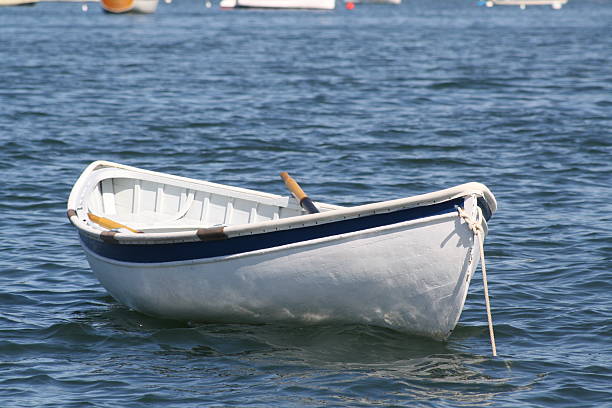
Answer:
xmin=88 ymin=213 xmax=142 ymax=233
xmin=280 ymin=172 xmax=320 ymax=214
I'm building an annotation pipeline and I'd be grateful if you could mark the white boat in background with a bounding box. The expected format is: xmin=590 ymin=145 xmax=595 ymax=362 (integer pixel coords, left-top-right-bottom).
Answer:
xmin=67 ymin=161 xmax=497 ymax=341
xmin=0 ymin=0 xmax=38 ymax=5
xmin=484 ymin=0 xmax=567 ymax=9
xmin=100 ymin=0 xmax=158 ymax=13
xmin=220 ymin=0 xmax=335 ymax=10
xmin=346 ymin=0 xmax=400 ymax=4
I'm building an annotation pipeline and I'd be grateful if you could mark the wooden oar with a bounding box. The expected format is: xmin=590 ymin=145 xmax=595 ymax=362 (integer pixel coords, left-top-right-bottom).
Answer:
xmin=88 ymin=213 xmax=142 ymax=233
xmin=279 ymin=172 xmax=320 ymax=214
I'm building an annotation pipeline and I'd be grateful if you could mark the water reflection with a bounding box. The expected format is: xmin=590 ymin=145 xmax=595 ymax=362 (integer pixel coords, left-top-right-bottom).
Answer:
xmin=76 ymin=305 xmax=520 ymax=406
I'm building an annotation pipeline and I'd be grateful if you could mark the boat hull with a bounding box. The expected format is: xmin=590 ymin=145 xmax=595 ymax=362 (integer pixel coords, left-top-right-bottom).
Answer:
xmin=101 ymin=0 xmax=158 ymax=13
xmin=220 ymin=0 xmax=335 ymax=9
xmin=81 ymin=210 xmax=481 ymax=340
xmin=347 ymin=0 xmax=400 ymax=4
xmin=0 ymin=0 xmax=38 ymax=5
xmin=485 ymin=0 xmax=567 ymax=7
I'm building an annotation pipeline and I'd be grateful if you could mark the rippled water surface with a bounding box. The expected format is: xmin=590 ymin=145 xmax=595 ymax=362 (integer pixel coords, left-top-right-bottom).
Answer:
xmin=1 ymin=0 xmax=611 ymax=406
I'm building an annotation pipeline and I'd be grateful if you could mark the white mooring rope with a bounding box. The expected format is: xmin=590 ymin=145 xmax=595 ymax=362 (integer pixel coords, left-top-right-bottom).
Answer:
xmin=458 ymin=206 xmax=498 ymax=357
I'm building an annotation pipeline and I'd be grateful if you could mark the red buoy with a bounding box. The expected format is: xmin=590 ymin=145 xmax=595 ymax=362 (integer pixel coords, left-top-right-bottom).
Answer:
xmin=345 ymin=1 xmax=355 ymax=9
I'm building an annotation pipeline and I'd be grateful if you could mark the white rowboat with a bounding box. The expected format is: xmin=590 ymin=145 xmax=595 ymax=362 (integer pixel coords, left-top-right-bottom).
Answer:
xmin=67 ymin=161 xmax=497 ymax=340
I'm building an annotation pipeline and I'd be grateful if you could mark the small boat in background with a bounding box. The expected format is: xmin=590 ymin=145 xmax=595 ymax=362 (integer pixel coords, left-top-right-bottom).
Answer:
xmin=345 ymin=0 xmax=400 ymax=4
xmin=0 ymin=0 xmax=38 ymax=6
xmin=100 ymin=0 xmax=158 ymax=13
xmin=483 ymin=0 xmax=567 ymax=9
xmin=67 ymin=161 xmax=497 ymax=341
xmin=220 ymin=0 xmax=335 ymax=10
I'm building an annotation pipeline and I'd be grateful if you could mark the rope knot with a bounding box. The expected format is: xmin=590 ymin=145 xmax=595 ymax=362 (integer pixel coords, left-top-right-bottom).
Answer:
xmin=457 ymin=206 xmax=485 ymax=236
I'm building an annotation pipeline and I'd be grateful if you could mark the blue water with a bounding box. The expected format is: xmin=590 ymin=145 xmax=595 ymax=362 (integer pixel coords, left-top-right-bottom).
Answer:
xmin=1 ymin=0 xmax=611 ymax=406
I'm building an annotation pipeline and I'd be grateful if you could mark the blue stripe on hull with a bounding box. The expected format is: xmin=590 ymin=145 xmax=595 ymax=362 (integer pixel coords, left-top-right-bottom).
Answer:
xmin=80 ymin=198 xmax=464 ymax=264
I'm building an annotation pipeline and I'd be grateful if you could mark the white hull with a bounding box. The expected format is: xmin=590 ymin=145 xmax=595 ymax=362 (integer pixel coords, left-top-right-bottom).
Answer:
xmin=0 ymin=0 xmax=38 ymax=5
xmin=220 ymin=0 xmax=335 ymax=9
xmin=132 ymin=0 xmax=157 ymax=13
xmin=485 ymin=0 xmax=567 ymax=8
xmin=68 ymin=161 xmax=497 ymax=340
xmin=85 ymin=213 xmax=480 ymax=339
xmin=347 ymin=0 xmax=400 ymax=4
